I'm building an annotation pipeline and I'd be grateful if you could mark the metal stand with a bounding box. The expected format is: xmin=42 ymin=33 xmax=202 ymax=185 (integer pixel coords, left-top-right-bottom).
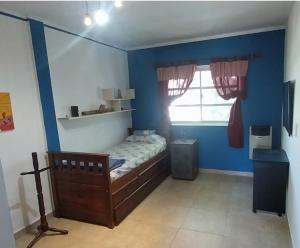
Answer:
xmin=20 ymin=153 xmax=68 ymax=248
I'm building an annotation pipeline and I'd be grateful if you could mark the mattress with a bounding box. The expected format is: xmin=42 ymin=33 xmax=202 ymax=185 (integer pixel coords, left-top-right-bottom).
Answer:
xmin=106 ymin=136 xmax=167 ymax=181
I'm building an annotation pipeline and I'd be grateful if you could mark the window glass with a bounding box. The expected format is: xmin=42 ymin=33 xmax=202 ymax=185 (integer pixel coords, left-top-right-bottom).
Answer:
xmin=172 ymin=89 xmax=201 ymax=105
xmin=201 ymin=89 xmax=235 ymax=105
xmin=202 ymin=106 xmax=231 ymax=121
xmin=169 ymin=106 xmax=201 ymax=122
xmin=168 ymin=79 xmax=184 ymax=89
xmin=189 ymin=71 xmax=201 ymax=88
xmin=169 ymin=66 xmax=233 ymax=123
xmin=200 ymin=70 xmax=214 ymax=87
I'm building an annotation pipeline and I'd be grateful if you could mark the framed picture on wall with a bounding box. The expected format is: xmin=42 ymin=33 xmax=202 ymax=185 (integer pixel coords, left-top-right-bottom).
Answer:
xmin=283 ymin=81 xmax=295 ymax=136
xmin=0 ymin=92 xmax=15 ymax=132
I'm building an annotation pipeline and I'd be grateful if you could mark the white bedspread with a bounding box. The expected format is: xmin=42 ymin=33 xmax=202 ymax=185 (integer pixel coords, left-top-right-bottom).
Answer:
xmin=105 ymin=137 xmax=166 ymax=181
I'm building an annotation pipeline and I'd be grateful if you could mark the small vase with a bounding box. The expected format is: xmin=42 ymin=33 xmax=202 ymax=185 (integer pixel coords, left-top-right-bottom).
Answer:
xmin=117 ymin=89 xmax=122 ymax=99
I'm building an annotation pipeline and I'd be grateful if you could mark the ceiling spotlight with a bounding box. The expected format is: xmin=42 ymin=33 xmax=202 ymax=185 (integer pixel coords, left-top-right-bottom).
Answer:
xmin=94 ymin=9 xmax=109 ymax=25
xmin=84 ymin=15 xmax=92 ymax=26
xmin=114 ymin=0 xmax=123 ymax=8
xmin=84 ymin=2 xmax=92 ymax=26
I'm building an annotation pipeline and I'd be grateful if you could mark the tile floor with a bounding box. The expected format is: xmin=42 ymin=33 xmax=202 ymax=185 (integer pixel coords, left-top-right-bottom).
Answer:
xmin=16 ymin=173 xmax=292 ymax=248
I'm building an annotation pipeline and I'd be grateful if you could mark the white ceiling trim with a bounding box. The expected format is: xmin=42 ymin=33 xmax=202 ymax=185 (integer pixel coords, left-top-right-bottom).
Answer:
xmin=127 ymin=25 xmax=286 ymax=51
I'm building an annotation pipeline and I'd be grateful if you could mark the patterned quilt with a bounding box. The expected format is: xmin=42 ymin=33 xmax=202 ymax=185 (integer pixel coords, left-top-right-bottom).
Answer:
xmin=105 ymin=138 xmax=166 ymax=181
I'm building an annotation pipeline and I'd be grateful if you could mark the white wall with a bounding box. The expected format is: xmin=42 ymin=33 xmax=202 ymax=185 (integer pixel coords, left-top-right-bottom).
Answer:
xmin=0 ymin=15 xmax=52 ymax=233
xmin=45 ymin=28 xmax=131 ymax=152
xmin=283 ymin=2 xmax=300 ymax=248
xmin=0 ymin=14 xmax=132 ymax=235
xmin=0 ymin=160 xmax=16 ymax=248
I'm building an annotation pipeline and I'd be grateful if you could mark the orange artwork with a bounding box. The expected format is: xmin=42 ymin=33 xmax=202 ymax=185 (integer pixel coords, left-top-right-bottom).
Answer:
xmin=0 ymin=92 xmax=14 ymax=132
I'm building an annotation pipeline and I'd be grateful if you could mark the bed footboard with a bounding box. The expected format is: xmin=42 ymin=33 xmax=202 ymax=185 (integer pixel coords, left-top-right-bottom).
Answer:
xmin=48 ymin=152 xmax=114 ymax=228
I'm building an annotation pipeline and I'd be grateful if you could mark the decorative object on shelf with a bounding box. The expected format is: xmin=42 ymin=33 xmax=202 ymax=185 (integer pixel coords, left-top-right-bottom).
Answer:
xmin=99 ymin=104 xmax=110 ymax=112
xmin=117 ymin=89 xmax=122 ymax=99
xmin=102 ymin=88 xmax=135 ymax=111
xmin=82 ymin=104 xmax=113 ymax=116
xmin=20 ymin=153 xmax=68 ymax=248
xmin=0 ymin=92 xmax=14 ymax=132
xmin=70 ymin=106 xmax=79 ymax=117
xmin=102 ymin=89 xmax=135 ymax=100
xmin=102 ymin=88 xmax=118 ymax=100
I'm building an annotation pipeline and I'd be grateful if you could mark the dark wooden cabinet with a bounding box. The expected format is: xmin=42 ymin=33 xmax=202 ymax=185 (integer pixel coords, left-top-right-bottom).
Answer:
xmin=171 ymin=139 xmax=198 ymax=180
xmin=252 ymin=149 xmax=289 ymax=216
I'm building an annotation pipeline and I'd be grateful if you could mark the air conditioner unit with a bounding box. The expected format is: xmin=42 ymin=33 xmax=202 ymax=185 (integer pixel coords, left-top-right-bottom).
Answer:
xmin=249 ymin=125 xmax=272 ymax=159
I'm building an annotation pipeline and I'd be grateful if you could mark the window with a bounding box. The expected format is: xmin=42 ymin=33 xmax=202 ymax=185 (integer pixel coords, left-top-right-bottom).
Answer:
xmin=169 ymin=65 xmax=234 ymax=124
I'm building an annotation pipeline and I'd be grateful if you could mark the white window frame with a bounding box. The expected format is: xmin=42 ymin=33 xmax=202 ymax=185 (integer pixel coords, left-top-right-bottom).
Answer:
xmin=170 ymin=65 xmax=232 ymax=126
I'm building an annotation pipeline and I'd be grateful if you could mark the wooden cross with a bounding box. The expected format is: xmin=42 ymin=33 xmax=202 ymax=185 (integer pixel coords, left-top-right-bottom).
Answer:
xmin=20 ymin=152 xmax=68 ymax=248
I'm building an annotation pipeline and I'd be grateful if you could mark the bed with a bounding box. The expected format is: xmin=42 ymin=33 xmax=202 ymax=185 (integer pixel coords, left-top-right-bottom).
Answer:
xmin=48 ymin=130 xmax=170 ymax=228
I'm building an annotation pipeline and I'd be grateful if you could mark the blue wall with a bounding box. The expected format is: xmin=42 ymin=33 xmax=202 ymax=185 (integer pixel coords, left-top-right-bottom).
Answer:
xmin=128 ymin=30 xmax=285 ymax=172
xmin=29 ymin=19 xmax=61 ymax=152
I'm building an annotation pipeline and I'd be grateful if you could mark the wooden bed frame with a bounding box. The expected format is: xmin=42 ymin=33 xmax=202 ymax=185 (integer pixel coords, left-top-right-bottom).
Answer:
xmin=48 ymin=133 xmax=170 ymax=228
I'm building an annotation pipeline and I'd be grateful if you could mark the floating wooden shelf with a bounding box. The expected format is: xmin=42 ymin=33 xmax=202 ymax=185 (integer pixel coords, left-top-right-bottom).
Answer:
xmin=102 ymin=89 xmax=135 ymax=101
xmin=102 ymin=89 xmax=135 ymax=112
xmin=110 ymin=98 xmax=133 ymax=101
xmin=57 ymin=109 xmax=135 ymax=121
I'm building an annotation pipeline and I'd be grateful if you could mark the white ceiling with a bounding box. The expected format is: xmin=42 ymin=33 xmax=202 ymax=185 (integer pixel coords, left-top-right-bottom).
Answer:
xmin=0 ymin=1 xmax=293 ymax=50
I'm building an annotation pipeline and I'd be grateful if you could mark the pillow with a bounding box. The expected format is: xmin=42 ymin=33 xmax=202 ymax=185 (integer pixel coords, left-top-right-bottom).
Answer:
xmin=125 ymin=135 xmax=147 ymax=142
xmin=125 ymin=135 xmax=136 ymax=142
xmin=144 ymin=134 xmax=166 ymax=145
xmin=135 ymin=135 xmax=148 ymax=142
xmin=133 ymin=130 xmax=156 ymax=136
xmin=125 ymin=134 xmax=166 ymax=145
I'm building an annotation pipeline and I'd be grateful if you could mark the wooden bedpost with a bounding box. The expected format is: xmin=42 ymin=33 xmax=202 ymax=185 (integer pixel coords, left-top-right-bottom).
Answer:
xmin=102 ymin=155 xmax=114 ymax=229
xmin=47 ymin=152 xmax=61 ymax=218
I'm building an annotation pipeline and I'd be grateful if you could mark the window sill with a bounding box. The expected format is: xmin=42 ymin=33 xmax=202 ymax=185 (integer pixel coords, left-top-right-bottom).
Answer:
xmin=171 ymin=121 xmax=228 ymax=127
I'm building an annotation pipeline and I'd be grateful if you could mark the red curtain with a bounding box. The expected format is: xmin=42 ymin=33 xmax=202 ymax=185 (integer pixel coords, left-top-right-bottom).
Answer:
xmin=210 ymin=60 xmax=248 ymax=148
xmin=157 ymin=64 xmax=197 ymax=141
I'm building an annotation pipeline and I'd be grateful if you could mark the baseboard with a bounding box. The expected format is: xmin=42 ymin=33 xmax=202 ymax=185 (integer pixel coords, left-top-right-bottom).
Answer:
xmin=286 ymin=212 xmax=295 ymax=248
xmin=14 ymin=211 xmax=53 ymax=239
xmin=199 ymin=168 xmax=253 ymax=177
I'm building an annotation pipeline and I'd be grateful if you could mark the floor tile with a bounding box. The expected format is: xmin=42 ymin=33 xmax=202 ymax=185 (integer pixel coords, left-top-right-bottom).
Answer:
xmin=222 ymin=236 xmax=271 ymax=248
xmin=182 ymin=208 xmax=227 ymax=235
xmin=191 ymin=189 xmax=231 ymax=213
xmin=129 ymin=203 xmax=189 ymax=228
xmin=171 ymin=229 xmax=223 ymax=248
xmin=16 ymin=174 xmax=291 ymax=248
xmin=143 ymin=183 xmax=198 ymax=208
xmin=224 ymin=211 xmax=291 ymax=247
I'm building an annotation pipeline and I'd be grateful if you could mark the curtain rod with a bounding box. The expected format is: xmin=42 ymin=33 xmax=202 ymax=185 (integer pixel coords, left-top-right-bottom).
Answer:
xmin=155 ymin=52 xmax=261 ymax=68
xmin=212 ymin=52 xmax=261 ymax=62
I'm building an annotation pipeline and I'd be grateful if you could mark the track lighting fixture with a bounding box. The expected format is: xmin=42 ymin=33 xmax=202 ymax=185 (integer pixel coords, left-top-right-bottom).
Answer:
xmin=94 ymin=9 xmax=109 ymax=25
xmin=114 ymin=0 xmax=123 ymax=8
xmin=84 ymin=1 xmax=92 ymax=26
